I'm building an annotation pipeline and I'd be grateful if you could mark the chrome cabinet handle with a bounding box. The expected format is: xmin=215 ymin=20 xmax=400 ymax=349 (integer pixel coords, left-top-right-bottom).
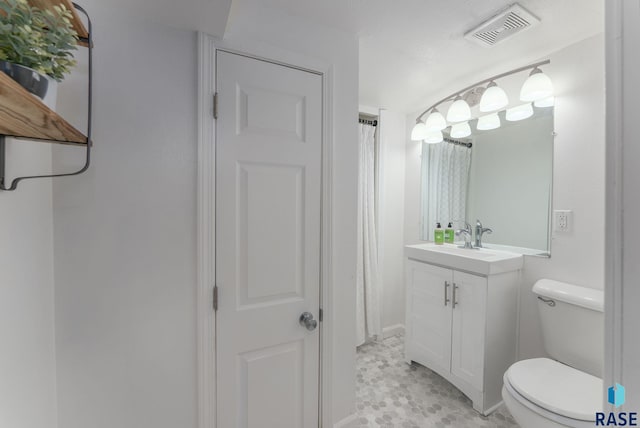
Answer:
xmin=444 ymin=281 xmax=451 ymax=306
xmin=299 ymin=312 xmax=318 ymax=331
xmin=452 ymin=283 xmax=459 ymax=308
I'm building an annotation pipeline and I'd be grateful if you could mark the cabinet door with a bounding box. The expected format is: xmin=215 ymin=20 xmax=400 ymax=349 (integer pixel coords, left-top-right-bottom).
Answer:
xmin=450 ymin=271 xmax=487 ymax=390
xmin=405 ymin=260 xmax=452 ymax=372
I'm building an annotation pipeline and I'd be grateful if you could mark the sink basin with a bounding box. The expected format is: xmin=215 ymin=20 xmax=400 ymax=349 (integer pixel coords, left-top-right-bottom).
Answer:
xmin=405 ymin=243 xmax=523 ymax=275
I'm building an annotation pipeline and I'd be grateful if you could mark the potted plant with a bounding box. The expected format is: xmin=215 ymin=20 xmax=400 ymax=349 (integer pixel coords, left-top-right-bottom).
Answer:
xmin=0 ymin=0 xmax=78 ymax=107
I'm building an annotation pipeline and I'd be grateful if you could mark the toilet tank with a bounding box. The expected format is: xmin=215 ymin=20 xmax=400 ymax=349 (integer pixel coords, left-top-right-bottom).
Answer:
xmin=533 ymin=279 xmax=604 ymax=378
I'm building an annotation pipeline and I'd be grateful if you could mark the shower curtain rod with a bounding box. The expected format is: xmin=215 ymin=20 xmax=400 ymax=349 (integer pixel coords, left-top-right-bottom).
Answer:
xmin=359 ymin=118 xmax=378 ymax=126
xmin=445 ymin=137 xmax=472 ymax=148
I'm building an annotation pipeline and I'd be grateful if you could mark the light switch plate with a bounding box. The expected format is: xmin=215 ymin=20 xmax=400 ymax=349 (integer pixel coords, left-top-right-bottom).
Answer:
xmin=554 ymin=210 xmax=572 ymax=232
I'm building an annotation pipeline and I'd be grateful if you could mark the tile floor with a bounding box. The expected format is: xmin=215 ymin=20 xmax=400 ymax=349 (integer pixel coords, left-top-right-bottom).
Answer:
xmin=351 ymin=334 xmax=519 ymax=428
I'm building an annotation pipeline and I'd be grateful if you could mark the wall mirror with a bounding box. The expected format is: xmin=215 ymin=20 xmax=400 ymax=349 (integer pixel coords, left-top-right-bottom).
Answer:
xmin=420 ymin=107 xmax=554 ymax=256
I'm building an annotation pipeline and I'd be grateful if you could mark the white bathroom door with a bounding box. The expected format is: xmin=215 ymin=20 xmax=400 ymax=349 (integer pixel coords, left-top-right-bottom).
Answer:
xmin=215 ymin=51 xmax=322 ymax=428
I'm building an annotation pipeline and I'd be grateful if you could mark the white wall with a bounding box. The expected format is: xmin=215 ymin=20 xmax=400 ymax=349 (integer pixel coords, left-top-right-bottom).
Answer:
xmin=0 ymin=145 xmax=58 ymax=428
xmin=405 ymin=34 xmax=605 ymax=359
xmin=52 ymin=5 xmax=199 ymax=428
xmin=377 ymin=110 xmax=407 ymax=334
xmin=50 ymin=2 xmax=359 ymax=427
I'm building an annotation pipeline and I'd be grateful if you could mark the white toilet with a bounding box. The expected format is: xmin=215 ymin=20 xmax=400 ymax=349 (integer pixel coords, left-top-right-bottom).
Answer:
xmin=502 ymin=279 xmax=604 ymax=427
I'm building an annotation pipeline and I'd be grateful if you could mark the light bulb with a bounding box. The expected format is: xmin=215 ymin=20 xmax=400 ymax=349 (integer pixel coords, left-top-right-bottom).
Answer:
xmin=424 ymin=130 xmax=444 ymax=144
xmin=477 ymin=113 xmax=501 ymax=131
xmin=424 ymin=109 xmax=447 ymax=132
xmin=450 ymin=122 xmax=471 ymax=138
xmin=410 ymin=121 xmax=429 ymax=141
xmin=520 ymin=68 xmax=554 ymax=102
xmin=534 ymin=96 xmax=555 ymax=108
xmin=506 ymin=103 xmax=534 ymax=121
xmin=446 ymin=98 xmax=471 ymax=123
xmin=479 ymin=82 xmax=509 ymax=112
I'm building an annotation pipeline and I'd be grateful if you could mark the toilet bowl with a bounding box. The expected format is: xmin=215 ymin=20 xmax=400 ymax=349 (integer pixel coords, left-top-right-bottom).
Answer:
xmin=502 ymin=280 xmax=604 ymax=428
xmin=502 ymin=358 xmax=602 ymax=427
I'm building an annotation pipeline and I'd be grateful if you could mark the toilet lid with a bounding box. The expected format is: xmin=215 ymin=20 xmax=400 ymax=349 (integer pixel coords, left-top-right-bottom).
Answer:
xmin=506 ymin=358 xmax=603 ymax=421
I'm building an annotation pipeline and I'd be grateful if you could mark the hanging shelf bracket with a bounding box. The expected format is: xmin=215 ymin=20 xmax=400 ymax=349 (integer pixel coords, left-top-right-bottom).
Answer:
xmin=0 ymin=2 xmax=93 ymax=192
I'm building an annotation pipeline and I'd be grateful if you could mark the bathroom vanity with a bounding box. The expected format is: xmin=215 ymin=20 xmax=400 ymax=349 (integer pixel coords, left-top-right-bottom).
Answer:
xmin=404 ymin=243 xmax=523 ymax=415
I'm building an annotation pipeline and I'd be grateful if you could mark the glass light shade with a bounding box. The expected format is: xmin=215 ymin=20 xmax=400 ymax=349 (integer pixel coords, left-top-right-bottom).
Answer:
xmin=410 ymin=122 xmax=429 ymax=141
xmin=520 ymin=69 xmax=554 ymax=102
xmin=534 ymin=96 xmax=555 ymax=108
xmin=506 ymin=103 xmax=534 ymax=122
xmin=477 ymin=113 xmax=501 ymax=131
xmin=424 ymin=130 xmax=444 ymax=144
xmin=479 ymin=83 xmax=509 ymax=112
xmin=450 ymin=122 xmax=471 ymax=138
xmin=424 ymin=110 xmax=447 ymax=132
xmin=446 ymin=99 xmax=471 ymax=123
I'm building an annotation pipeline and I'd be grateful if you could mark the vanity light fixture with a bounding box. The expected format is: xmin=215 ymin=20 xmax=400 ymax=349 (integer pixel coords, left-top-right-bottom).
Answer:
xmin=424 ymin=130 xmax=444 ymax=144
xmin=477 ymin=113 xmax=501 ymax=130
xmin=479 ymin=81 xmax=509 ymax=112
xmin=534 ymin=96 xmax=555 ymax=108
xmin=520 ymin=67 xmax=554 ymax=102
xmin=424 ymin=108 xmax=447 ymax=132
xmin=410 ymin=121 xmax=429 ymax=141
xmin=412 ymin=59 xmax=552 ymax=138
xmin=506 ymin=103 xmax=534 ymax=121
xmin=450 ymin=122 xmax=472 ymax=138
xmin=446 ymin=96 xmax=471 ymax=123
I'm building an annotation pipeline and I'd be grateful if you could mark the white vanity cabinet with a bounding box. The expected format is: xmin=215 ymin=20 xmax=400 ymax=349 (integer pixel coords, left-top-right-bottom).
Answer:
xmin=404 ymin=255 xmax=521 ymax=415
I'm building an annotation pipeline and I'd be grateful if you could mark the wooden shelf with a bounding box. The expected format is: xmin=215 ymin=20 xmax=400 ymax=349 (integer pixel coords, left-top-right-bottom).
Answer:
xmin=28 ymin=0 xmax=89 ymax=42
xmin=0 ymin=72 xmax=87 ymax=145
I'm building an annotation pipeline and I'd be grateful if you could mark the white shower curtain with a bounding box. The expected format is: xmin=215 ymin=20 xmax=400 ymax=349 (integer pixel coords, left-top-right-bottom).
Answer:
xmin=356 ymin=123 xmax=381 ymax=347
xmin=422 ymin=142 xmax=472 ymax=241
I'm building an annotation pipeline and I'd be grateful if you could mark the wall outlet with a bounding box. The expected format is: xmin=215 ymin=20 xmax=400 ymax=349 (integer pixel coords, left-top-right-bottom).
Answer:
xmin=554 ymin=210 xmax=572 ymax=232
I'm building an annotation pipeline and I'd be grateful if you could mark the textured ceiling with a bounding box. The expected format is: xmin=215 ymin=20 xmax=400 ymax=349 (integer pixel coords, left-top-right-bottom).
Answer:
xmin=231 ymin=0 xmax=604 ymax=113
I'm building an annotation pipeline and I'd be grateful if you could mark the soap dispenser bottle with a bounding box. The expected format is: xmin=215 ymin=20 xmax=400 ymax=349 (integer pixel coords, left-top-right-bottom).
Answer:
xmin=434 ymin=222 xmax=444 ymax=245
xmin=445 ymin=222 xmax=455 ymax=244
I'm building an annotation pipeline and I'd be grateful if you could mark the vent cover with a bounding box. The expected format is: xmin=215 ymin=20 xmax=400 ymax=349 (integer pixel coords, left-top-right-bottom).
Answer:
xmin=464 ymin=4 xmax=541 ymax=47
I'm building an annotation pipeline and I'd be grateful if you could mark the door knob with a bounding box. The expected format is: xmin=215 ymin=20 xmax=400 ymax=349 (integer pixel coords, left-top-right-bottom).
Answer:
xmin=299 ymin=312 xmax=318 ymax=331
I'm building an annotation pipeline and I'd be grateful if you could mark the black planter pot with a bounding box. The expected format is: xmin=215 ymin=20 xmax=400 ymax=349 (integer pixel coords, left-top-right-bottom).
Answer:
xmin=0 ymin=60 xmax=49 ymax=99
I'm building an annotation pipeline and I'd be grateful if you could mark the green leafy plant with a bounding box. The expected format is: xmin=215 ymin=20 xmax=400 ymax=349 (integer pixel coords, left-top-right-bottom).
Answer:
xmin=0 ymin=0 xmax=78 ymax=81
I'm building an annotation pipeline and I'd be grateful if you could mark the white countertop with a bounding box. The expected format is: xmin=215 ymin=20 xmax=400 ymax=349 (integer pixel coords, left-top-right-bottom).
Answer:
xmin=405 ymin=242 xmax=524 ymax=276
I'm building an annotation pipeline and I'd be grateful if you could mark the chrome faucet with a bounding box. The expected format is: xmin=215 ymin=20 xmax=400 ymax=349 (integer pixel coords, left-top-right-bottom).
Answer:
xmin=456 ymin=222 xmax=473 ymax=249
xmin=475 ymin=219 xmax=493 ymax=248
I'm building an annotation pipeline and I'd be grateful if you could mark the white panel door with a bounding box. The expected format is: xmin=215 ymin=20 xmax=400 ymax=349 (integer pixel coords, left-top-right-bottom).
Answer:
xmin=450 ymin=271 xmax=487 ymax=390
xmin=216 ymin=51 xmax=322 ymax=428
xmin=405 ymin=260 xmax=453 ymax=373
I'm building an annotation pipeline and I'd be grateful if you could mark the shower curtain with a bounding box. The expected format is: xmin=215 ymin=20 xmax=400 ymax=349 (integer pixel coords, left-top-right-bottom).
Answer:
xmin=422 ymin=142 xmax=472 ymax=241
xmin=356 ymin=123 xmax=381 ymax=346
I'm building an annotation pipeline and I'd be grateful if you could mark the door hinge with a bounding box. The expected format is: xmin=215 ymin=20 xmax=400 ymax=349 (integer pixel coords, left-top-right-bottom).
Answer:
xmin=319 ymin=308 xmax=323 ymax=322
xmin=213 ymin=285 xmax=219 ymax=311
xmin=213 ymin=92 xmax=218 ymax=119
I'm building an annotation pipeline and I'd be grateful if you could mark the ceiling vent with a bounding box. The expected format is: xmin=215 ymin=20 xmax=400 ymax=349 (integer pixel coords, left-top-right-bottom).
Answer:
xmin=464 ymin=4 xmax=541 ymax=47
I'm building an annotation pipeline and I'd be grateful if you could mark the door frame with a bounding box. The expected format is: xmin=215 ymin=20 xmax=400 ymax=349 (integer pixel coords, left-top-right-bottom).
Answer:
xmin=604 ymin=0 xmax=628 ymax=410
xmin=196 ymin=32 xmax=335 ymax=428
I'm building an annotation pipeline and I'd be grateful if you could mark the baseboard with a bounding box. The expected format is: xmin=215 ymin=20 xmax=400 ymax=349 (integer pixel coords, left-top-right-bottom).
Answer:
xmin=482 ymin=400 xmax=505 ymax=416
xmin=333 ymin=413 xmax=358 ymax=428
xmin=382 ymin=324 xmax=405 ymax=339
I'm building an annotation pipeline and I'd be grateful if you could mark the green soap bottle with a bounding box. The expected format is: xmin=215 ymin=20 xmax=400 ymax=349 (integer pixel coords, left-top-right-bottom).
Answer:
xmin=445 ymin=222 xmax=455 ymax=244
xmin=434 ymin=222 xmax=444 ymax=245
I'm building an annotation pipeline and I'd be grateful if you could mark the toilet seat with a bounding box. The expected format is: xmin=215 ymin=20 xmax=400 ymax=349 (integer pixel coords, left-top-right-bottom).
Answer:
xmin=504 ymin=358 xmax=602 ymax=423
